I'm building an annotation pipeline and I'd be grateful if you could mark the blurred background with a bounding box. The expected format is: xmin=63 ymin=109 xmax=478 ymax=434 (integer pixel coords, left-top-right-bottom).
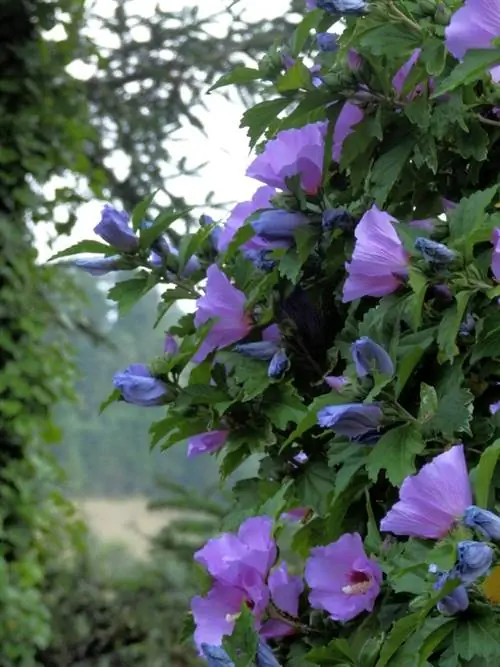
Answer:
xmin=0 ymin=0 xmax=304 ymax=665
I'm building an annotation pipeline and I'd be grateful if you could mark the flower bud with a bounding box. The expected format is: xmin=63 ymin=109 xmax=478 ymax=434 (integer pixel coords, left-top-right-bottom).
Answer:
xmin=74 ymin=255 xmax=127 ymax=276
xmin=256 ymin=641 xmax=282 ymax=667
xmin=243 ymin=249 xmax=276 ymax=271
xmin=268 ymin=349 xmax=289 ymax=379
xmin=164 ymin=334 xmax=179 ymax=356
xmin=458 ymin=314 xmax=475 ymax=337
xmin=346 ymin=49 xmax=363 ymax=71
xmin=94 ymin=205 xmax=139 ymax=253
xmin=456 ymin=540 xmax=493 ymax=584
xmin=201 ymin=644 xmax=235 ymax=667
xmin=317 ymin=403 xmax=382 ymax=438
xmin=433 ymin=571 xmax=469 ymax=616
xmin=234 ymin=340 xmax=280 ymax=361
xmin=463 ymin=506 xmax=500 ymax=541
xmin=316 ymin=32 xmax=338 ymax=52
xmin=351 ymin=337 xmax=394 ymax=378
xmin=113 ymin=364 xmax=169 ymax=407
xmin=252 ymin=209 xmax=309 ymax=241
xmin=322 ymin=208 xmax=354 ymax=231
xmin=415 ymin=237 xmax=456 ymax=266
xmin=325 ymin=375 xmax=347 ymax=391
xmin=317 ymin=0 xmax=366 ymax=14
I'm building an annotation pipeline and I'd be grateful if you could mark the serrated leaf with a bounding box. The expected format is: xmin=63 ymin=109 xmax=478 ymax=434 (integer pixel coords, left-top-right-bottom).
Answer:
xmin=208 ymin=66 xmax=262 ymax=93
xmin=417 ymin=383 xmax=438 ymax=423
xmin=99 ymin=388 xmax=121 ymax=414
xmin=49 ymin=239 xmax=117 ymax=261
xmin=374 ymin=612 xmax=421 ymax=667
xmin=276 ymin=60 xmax=312 ymax=92
xmin=432 ymin=48 xmax=500 ymax=97
xmin=436 ymin=291 xmax=473 ymax=362
xmin=241 ymin=98 xmax=290 ymax=149
xmin=291 ymin=8 xmax=322 ymax=55
xmin=370 ymin=139 xmax=414 ymax=206
xmin=218 ymin=351 xmax=272 ymax=401
xmin=107 ymin=276 xmax=153 ymax=315
xmin=358 ymin=23 xmax=421 ymax=57
xmin=262 ymin=385 xmax=306 ymax=429
xmin=366 ymin=424 xmax=425 ymax=486
xmin=427 ymin=386 xmax=474 ymax=439
xmin=422 ymin=39 xmax=447 ymax=76
xmin=407 ymin=268 xmax=429 ymax=330
xmin=453 ymin=613 xmax=500 ymax=660
xmin=178 ymin=224 xmax=213 ymax=272
xmin=448 ymin=187 xmax=498 ymax=251
xmin=395 ymin=334 xmax=434 ymax=399
xmin=296 ymin=462 xmax=334 ymax=515
xmin=278 ymin=247 xmax=302 ymax=283
xmin=139 ymin=208 xmax=190 ymax=249
xmin=131 ymin=190 xmax=158 ymax=230
xmin=473 ymin=439 xmax=500 ymax=508
xmin=307 ymin=639 xmax=355 ymax=666
xmin=222 ymin=604 xmax=258 ymax=667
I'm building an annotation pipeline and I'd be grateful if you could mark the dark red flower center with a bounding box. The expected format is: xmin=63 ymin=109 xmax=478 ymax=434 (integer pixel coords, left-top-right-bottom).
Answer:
xmin=342 ymin=570 xmax=372 ymax=596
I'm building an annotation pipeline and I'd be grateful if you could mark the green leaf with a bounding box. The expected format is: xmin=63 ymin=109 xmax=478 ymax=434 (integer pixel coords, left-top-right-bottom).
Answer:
xmin=453 ymin=612 xmax=500 ymax=660
xmin=307 ymin=639 xmax=355 ymax=665
xmin=432 ymin=48 xmax=500 ymax=97
xmin=417 ymin=383 xmax=439 ymax=424
xmin=407 ymin=268 xmax=429 ymax=330
xmin=427 ymin=386 xmax=474 ymax=439
xmin=473 ymin=439 xmax=500 ymax=508
xmin=276 ymin=60 xmax=312 ymax=92
xmin=296 ymin=462 xmax=334 ymax=515
xmin=436 ymin=291 xmax=473 ymax=363
xmin=404 ymin=95 xmax=430 ymax=130
xmin=395 ymin=334 xmax=435 ymax=398
xmin=281 ymin=394 xmax=349 ymax=449
xmin=49 ymin=239 xmax=117 ymax=261
xmin=357 ymin=23 xmax=421 ymax=57
xmin=218 ymin=351 xmax=272 ymax=401
xmin=131 ymin=190 xmax=158 ymax=231
xmin=107 ymin=276 xmax=153 ymax=315
xmin=370 ymin=139 xmax=414 ymax=206
xmin=290 ymin=8 xmax=322 ymax=55
xmin=139 ymin=208 xmax=189 ymax=249
xmin=208 ymin=66 xmax=262 ymax=93
xmin=422 ymin=39 xmax=447 ymax=76
xmin=262 ymin=384 xmax=306 ymax=429
xmin=367 ymin=424 xmax=425 ymax=486
xmin=241 ymin=98 xmax=290 ymax=150
xmin=99 ymin=388 xmax=121 ymax=414
xmin=375 ymin=613 xmax=421 ymax=667
xmin=448 ymin=186 xmax=498 ymax=250
xmin=222 ymin=604 xmax=259 ymax=667
xmin=178 ymin=224 xmax=213 ymax=272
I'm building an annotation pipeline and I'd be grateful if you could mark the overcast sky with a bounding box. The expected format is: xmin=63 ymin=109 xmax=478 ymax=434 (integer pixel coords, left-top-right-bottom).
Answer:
xmin=37 ymin=0 xmax=292 ymax=260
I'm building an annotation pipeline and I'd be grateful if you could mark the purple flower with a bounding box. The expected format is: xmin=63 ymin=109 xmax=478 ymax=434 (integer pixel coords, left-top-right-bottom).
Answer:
xmin=252 ymin=209 xmax=310 ymax=241
xmin=445 ymin=0 xmax=500 ymax=83
xmin=193 ymin=265 xmax=252 ymax=363
xmin=490 ymin=401 xmax=500 ymax=415
xmin=247 ymin=122 xmax=331 ymax=196
xmin=380 ymin=445 xmax=473 ymax=539
xmin=392 ymin=49 xmax=423 ymax=98
xmin=305 ymin=533 xmax=382 ymax=622
xmin=325 ymin=375 xmax=347 ymax=391
xmin=94 ymin=205 xmax=139 ymax=253
xmin=218 ymin=186 xmax=282 ymax=252
xmin=409 ymin=218 xmax=435 ymax=232
xmin=268 ymin=350 xmax=289 ymax=379
xmin=333 ymin=102 xmax=364 ymax=163
xmin=263 ymin=324 xmax=281 ymax=342
xmin=74 ymin=255 xmax=124 ymax=276
xmin=294 ymin=451 xmax=309 ymax=464
xmin=317 ymin=403 xmax=382 ymax=438
xmin=261 ymin=563 xmax=304 ymax=639
xmin=192 ymin=583 xmax=251 ymax=649
xmin=492 ymin=228 xmax=500 ymax=280
xmin=113 ymin=364 xmax=169 ymax=407
xmin=187 ymin=430 xmax=229 ymax=458
xmin=352 ymin=337 xmax=394 ymax=377
xmin=456 ymin=540 xmax=493 ymax=583
xmin=347 ymin=49 xmax=363 ymax=71
xmin=343 ymin=205 xmax=409 ymax=302
xmin=192 ymin=517 xmax=277 ymax=647
xmin=316 ymin=32 xmax=338 ymax=52
xmin=463 ymin=505 xmax=500 ymax=541
xmin=164 ymin=333 xmax=178 ymax=356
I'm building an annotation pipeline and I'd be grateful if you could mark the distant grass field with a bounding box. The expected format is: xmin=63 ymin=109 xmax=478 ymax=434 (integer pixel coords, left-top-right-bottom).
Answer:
xmin=78 ymin=497 xmax=178 ymax=558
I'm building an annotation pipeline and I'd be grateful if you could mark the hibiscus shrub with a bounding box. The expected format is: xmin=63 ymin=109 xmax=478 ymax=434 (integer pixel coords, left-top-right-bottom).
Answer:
xmin=59 ymin=0 xmax=500 ymax=664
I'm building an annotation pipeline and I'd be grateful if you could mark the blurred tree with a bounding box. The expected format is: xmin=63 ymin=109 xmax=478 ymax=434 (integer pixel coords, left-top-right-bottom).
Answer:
xmin=80 ymin=0 xmax=298 ymax=214
xmin=0 ymin=0 xmax=100 ymax=662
